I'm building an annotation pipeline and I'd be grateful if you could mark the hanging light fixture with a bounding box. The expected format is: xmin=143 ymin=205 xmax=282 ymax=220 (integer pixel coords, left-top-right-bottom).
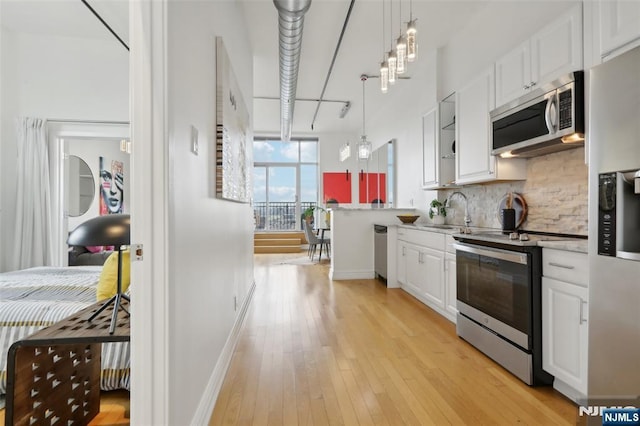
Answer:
xmin=380 ymin=57 xmax=389 ymax=93
xmin=380 ymin=0 xmax=389 ymax=93
xmin=396 ymin=0 xmax=407 ymax=74
xmin=358 ymin=75 xmax=372 ymax=160
xmin=339 ymin=141 xmax=351 ymax=161
xmin=387 ymin=0 xmax=397 ymax=84
xmin=406 ymin=0 xmax=417 ymax=62
xmin=388 ymin=50 xmax=397 ymax=84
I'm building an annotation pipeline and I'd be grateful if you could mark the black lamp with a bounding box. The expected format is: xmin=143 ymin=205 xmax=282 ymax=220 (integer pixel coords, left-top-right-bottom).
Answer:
xmin=67 ymin=214 xmax=130 ymax=334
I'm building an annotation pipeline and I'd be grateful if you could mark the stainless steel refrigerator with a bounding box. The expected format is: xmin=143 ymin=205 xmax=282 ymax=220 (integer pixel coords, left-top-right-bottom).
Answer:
xmin=588 ymin=44 xmax=640 ymax=407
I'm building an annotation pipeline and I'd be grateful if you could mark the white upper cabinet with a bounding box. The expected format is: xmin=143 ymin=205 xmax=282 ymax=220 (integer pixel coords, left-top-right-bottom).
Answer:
xmin=455 ymin=68 xmax=526 ymax=185
xmin=495 ymin=4 xmax=583 ymax=107
xmin=456 ymin=68 xmax=495 ymax=184
xmin=600 ymin=0 xmax=640 ymax=58
xmin=421 ymin=107 xmax=439 ymax=188
xmin=495 ymin=41 xmax=532 ymax=107
xmin=531 ymin=5 xmax=583 ymax=86
xmin=422 ymin=94 xmax=456 ymax=189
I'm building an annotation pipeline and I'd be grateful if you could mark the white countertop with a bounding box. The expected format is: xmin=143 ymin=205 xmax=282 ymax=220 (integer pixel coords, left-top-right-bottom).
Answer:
xmin=393 ymin=223 xmax=589 ymax=252
xmin=537 ymin=239 xmax=588 ymax=253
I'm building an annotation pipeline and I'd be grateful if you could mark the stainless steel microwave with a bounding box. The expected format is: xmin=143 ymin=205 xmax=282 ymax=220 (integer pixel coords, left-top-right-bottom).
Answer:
xmin=490 ymin=71 xmax=584 ymax=158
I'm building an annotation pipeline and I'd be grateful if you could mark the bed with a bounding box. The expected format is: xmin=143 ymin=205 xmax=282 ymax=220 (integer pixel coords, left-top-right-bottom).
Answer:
xmin=0 ymin=266 xmax=130 ymax=395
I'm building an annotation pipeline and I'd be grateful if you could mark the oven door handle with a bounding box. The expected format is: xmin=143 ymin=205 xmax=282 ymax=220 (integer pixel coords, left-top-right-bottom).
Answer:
xmin=452 ymin=243 xmax=528 ymax=265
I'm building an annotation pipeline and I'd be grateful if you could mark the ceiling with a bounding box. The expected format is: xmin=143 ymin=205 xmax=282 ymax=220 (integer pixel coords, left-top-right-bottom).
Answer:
xmin=241 ymin=0 xmax=489 ymax=136
xmin=1 ymin=0 xmax=488 ymax=137
xmin=0 ymin=1 xmax=129 ymax=46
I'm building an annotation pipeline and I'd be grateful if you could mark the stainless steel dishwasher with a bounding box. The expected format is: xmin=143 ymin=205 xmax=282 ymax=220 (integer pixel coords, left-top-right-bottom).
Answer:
xmin=374 ymin=225 xmax=388 ymax=281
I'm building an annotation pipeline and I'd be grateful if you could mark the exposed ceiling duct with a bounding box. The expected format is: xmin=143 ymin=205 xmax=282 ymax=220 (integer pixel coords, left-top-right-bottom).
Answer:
xmin=273 ymin=0 xmax=312 ymax=141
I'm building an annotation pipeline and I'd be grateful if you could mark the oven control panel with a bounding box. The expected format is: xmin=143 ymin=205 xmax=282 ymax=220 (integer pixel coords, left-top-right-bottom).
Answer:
xmin=598 ymin=172 xmax=616 ymax=256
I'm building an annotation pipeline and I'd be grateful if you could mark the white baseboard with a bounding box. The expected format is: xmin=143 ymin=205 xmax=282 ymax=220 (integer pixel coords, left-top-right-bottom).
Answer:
xmin=190 ymin=280 xmax=256 ymax=425
xmin=400 ymin=285 xmax=456 ymax=324
xmin=329 ymin=268 xmax=375 ymax=280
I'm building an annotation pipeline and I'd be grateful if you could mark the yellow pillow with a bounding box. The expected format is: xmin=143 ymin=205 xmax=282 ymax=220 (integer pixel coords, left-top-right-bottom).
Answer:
xmin=97 ymin=250 xmax=131 ymax=301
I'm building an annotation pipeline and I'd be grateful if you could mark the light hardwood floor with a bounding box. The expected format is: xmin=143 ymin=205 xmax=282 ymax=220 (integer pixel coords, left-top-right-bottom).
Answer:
xmin=0 ymin=390 xmax=129 ymax=425
xmin=210 ymin=253 xmax=578 ymax=425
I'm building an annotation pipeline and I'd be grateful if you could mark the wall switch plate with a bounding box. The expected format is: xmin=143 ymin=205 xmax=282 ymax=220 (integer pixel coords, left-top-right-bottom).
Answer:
xmin=190 ymin=125 xmax=199 ymax=155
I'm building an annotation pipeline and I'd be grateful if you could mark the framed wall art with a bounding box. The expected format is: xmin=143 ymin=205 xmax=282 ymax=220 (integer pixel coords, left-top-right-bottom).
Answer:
xmin=215 ymin=37 xmax=251 ymax=203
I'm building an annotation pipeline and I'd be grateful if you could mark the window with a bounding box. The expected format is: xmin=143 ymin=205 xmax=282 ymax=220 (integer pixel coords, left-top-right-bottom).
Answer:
xmin=253 ymin=138 xmax=318 ymax=231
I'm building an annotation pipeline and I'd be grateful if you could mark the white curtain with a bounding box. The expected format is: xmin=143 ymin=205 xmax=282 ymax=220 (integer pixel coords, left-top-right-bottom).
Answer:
xmin=13 ymin=117 xmax=53 ymax=269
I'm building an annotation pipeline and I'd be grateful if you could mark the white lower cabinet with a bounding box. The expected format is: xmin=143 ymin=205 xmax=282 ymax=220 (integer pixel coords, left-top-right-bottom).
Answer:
xmin=542 ymin=248 xmax=588 ymax=401
xmin=396 ymin=240 xmax=408 ymax=287
xmin=421 ymin=248 xmax=445 ymax=310
xmin=396 ymin=228 xmax=456 ymax=323
xmin=444 ymin=252 xmax=457 ymax=318
xmin=404 ymin=244 xmax=423 ymax=297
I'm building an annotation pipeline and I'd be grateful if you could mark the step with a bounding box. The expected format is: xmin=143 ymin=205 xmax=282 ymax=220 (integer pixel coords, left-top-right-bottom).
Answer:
xmin=254 ymin=245 xmax=304 ymax=254
xmin=254 ymin=238 xmax=301 ymax=246
xmin=255 ymin=231 xmax=304 ymax=239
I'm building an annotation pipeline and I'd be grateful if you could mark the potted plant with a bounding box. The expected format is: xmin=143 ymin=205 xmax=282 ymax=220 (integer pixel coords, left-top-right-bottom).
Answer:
xmin=429 ymin=199 xmax=447 ymax=224
xmin=302 ymin=205 xmax=325 ymax=225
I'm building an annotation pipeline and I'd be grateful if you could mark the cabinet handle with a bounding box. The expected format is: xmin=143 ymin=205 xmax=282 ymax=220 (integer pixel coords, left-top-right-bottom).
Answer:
xmin=579 ymin=299 xmax=587 ymax=324
xmin=402 ymin=246 xmax=406 ymax=256
xmin=418 ymin=252 xmax=423 ymax=264
xmin=523 ymin=84 xmax=530 ymax=90
xmin=549 ymin=262 xmax=575 ymax=270
xmin=530 ymin=81 xmax=536 ymax=87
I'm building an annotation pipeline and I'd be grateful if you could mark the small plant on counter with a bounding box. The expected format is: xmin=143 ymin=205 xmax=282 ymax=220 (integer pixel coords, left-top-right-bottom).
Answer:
xmin=429 ymin=199 xmax=447 ymax=219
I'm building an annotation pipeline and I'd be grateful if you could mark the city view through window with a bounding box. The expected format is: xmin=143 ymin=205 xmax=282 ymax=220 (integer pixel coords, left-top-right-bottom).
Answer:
xmin=253 ymin=139 xmax=318 ymax=231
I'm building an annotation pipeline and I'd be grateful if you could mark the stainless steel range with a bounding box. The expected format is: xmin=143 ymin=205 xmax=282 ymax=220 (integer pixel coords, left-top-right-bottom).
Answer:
xmin=452 ymin=230 xmax=579 ymax=386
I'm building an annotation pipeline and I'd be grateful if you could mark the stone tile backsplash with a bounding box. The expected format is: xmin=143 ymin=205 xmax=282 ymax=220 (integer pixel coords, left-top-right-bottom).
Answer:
xmin=437 ymin=148 xmax=588 ymax=235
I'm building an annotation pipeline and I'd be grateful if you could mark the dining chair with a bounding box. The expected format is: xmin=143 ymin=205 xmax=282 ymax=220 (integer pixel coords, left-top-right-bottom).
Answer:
xmin=303 ymin=221 xmax=330 ymax=261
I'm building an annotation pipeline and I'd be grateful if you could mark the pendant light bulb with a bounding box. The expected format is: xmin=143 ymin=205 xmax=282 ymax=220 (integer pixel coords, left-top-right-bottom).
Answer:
xmin=396 ymin=34 xmax=407 ymax=74
xmin=358 ymin=75 xmax=372 ymax=160
xmin=388 ymin=49 xmax=397 ymax=84
xmin=380 ymin=59 xmax=389 ymax=93
xmin=406 ymin=19 xmax=417 ymax=62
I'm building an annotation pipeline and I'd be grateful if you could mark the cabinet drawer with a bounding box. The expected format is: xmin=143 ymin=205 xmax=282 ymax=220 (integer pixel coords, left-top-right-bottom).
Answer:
xmin=543 ymin=248 xmax=588 ymax=286
xmin=398 ymin=228 xmax=445 ymax=250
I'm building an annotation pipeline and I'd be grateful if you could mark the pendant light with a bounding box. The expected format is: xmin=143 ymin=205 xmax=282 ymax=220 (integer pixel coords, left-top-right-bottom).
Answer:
xmin=406 ymin=0 xmax=417 ymax=62
xmin=358 ymin=75 xmax=372 ymax=160
xmin=388 ymin=50 xmax=397 ymax=84
xmin=387 ymin=0 xmax=397 ymax=84
xmin=396 ymin=0 xmax=407 ymax=74
xmin=380 ymin=0 xmax=389 ymax=93
xmin=380 ymin=57 xmax=389 ymax=93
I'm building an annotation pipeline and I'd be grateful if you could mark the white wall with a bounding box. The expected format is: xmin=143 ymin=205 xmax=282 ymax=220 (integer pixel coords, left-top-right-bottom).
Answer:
xmin=0 ymin=29 xmax=128 ymax=271
xmin=365 ymin=48 xmax=440 ymax=215
xmin=164 ymin=2 xmax=254 ymax=423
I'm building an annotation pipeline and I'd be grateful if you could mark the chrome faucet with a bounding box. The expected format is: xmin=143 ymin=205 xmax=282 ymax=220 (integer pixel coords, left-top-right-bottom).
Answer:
xmin=447 ymin=191 xmax=472 ymax=233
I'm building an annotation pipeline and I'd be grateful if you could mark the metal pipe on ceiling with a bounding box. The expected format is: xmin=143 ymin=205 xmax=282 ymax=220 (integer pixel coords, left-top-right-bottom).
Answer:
xmin=310 ymin=0 xmax=356 ymax=131
xmin=273 ymin=0 xmax=312 ymax=141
